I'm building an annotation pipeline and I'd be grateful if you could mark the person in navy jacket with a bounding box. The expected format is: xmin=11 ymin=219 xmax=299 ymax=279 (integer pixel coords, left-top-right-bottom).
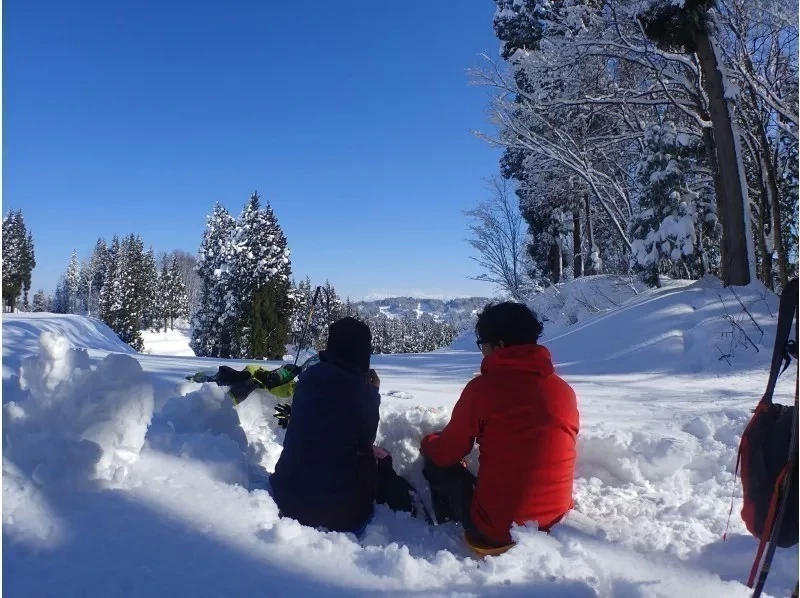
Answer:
xmin=270 ymin=317 xmax=416 ymax=532
xmin=421 ymin=302 xmax=579 ymax=547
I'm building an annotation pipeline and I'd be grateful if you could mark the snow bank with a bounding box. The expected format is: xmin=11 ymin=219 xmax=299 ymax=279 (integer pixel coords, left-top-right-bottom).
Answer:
xmin=141 ymin=321 xmax=195 ymax=357
xmin=2 ymin=313 xmax=134 ymax=379
xmin=530 ymin=275 xmax=647 ymax=335
xmin=547 ymin=276 xmax=779 ymax=375
xmin=3 ymin=332 xmax=154 ymax=485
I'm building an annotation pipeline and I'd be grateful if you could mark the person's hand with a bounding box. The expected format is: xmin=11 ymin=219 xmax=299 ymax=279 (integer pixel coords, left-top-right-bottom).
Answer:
xmin=273 ymin=403 xmax=292 ymax=429
xmin=282 ymin=364 xmax=302 ymax=377
xmin=368 ymin=369 xmax=380 ymax=389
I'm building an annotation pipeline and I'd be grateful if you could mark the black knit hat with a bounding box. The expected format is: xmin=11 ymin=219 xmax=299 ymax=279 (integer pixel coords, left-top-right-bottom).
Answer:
xmin=326 ymin=317 xmax=372 ymax=373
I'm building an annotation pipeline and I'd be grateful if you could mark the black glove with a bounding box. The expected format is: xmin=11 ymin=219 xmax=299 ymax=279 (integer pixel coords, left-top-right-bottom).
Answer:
xmin=274 ymin=403 xmax=292 ymax=429
xmin=283 ymin=364 xmax=302 ymax=377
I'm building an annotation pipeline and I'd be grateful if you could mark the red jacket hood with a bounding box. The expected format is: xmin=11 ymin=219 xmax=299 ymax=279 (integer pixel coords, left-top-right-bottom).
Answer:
xmin=480 ymin=344 xmax=554 ymax=377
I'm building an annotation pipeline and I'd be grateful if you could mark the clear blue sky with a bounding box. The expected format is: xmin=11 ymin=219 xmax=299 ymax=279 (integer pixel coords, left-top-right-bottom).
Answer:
xmin=4 ymin=0 xmax=503 ymax=300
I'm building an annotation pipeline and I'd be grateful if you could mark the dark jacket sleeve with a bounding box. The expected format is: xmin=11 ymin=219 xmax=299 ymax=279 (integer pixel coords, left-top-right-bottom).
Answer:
xmin=359 ymin=385 xmax=381 ymax=454
xmin=420 ymin=378 xmax=481 ymax=466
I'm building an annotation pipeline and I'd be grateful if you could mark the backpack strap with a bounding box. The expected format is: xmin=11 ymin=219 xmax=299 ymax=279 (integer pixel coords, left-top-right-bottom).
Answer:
xmin=762 ymin=279 xmax=799 ymax=406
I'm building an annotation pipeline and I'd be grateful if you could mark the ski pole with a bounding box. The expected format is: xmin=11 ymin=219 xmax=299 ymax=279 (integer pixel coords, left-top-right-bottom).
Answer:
xmin=293 ymin=286 xmax=329 ymax=366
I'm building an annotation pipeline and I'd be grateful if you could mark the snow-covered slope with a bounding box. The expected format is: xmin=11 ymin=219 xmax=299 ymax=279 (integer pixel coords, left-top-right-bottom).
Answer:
xmin=3 ymin=279 xmax=797 ymax=597
xmin=141 ymin=321 xmax=195 ymax=357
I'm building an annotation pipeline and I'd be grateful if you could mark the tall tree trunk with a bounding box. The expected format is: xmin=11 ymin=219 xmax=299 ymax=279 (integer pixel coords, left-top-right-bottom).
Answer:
xmin=573 ymin=210 xmax=583 ymax=278
xmin=755 ymin=182 xmax=774 ymax=289
xmin=694 ymin=28 xmax=754 ymax=286
xmin=583 ymin=192 xmax=595 ymax=275
xmin=760 ymin=129 xmax=788 ymax=288
xmin=549 ymin=239 xmax=562 ymax=284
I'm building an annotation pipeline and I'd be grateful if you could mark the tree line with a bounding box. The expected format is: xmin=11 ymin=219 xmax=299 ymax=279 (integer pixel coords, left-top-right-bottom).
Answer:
xmin=41 ymin=237 xmax=191 ymax=351
xmin=5 ymin=195 xmax=459 ymax=357
xmin=467 ymin=0 xmax=797 ymax=295
xmin=288 ymin=278 xmax=459 ymax=355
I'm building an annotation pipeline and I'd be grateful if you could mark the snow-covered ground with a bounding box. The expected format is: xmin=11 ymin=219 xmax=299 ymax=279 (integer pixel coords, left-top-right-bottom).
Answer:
xmin=3 ymin=277 xmax=797 ymax=597
xmin=141 ymin=320 xmax=195 ymax=357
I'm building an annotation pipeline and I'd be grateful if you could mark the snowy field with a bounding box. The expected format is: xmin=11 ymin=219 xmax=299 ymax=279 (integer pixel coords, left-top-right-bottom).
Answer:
xmin=140 ymin=320 xmax=195 ymax=357
xmin=3 ymin=277 xmax=798 ymax=597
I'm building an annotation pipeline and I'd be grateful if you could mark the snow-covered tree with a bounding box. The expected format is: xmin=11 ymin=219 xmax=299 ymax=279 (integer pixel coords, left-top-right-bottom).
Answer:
xmin=191 ymin=203 xmax=237 ymax=358
xmin=290 ymin=277 xmax=314 ymax=345
xmin=97 ymin=235 xmax=143 ymax=351
xmin=139 ymin=247 xmax=159 ymax=330
xmin=2 ymin=210 xmax=35 ymax=312
xmin=224 ymin=192 xmax=292 ymax=358
xmin=639 ymin=0 xmax=756 ymax=286
xmin=32 ymin=290 xmax=47 ymax=312
xmin=65 ymin=251 xmax=81 ymax=314
xmin=160 ymin=254 xmax=189 ymax=330
xmin=630 ymin=122 xmax=719 ymax=286
xmin=52 ymin=278 xmax=69 ymax=314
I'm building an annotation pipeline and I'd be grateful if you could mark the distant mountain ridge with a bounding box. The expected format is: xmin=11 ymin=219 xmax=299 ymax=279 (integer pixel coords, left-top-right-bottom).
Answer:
xmin=352 ymin=296 xmax=490 ymax=331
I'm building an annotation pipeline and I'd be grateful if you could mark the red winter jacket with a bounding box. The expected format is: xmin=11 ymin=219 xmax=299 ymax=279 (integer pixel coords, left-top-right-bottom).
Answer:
xmin=421 ymin=344 xmax=578 ymax=546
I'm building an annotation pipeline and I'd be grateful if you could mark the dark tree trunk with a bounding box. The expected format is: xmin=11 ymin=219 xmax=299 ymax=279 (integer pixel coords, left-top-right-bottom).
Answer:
xmin=549 ymin=239 xmax=563 ymax=284
xmin=573 ymin=210 xmax=583 ymax=278
xmin=694 ymin=28 xmax=752 ymax=286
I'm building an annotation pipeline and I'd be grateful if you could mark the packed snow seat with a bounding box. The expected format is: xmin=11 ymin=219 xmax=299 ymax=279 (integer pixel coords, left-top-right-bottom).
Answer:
xmin=464 ymin=532 xmax=514 ymax=557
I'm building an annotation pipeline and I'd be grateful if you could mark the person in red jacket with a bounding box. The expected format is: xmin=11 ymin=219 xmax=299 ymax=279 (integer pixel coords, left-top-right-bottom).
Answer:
xmin=420 ymin=302 xmax=579 ymax=548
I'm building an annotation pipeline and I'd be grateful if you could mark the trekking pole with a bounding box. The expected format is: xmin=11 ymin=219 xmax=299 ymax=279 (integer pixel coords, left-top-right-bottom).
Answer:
xmin=293 ymin=286 xmax=329 ymax=367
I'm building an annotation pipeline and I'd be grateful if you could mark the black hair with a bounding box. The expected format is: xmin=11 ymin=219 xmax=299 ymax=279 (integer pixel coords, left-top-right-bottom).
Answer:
xmin=475 ymin=302 xmax=543 ymax=347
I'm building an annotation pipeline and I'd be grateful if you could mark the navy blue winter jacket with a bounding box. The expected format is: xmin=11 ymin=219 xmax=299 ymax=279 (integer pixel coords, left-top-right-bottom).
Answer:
xmin=269 ymin=352 xmax=381 ymax=531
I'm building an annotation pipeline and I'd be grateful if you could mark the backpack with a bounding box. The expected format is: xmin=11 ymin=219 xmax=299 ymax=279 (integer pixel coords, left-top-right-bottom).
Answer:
xmin=736 ymin=278 xmax=798 ymax=595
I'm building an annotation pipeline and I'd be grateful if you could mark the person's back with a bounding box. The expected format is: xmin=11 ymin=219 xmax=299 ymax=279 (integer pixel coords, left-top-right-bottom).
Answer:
xmin=421 ymin=302 xmax=579 ymax=547
xmin=469 ymin=344 xmax=577 ymax=542
xmin=270 ymin=318 xmax=380 ymax=532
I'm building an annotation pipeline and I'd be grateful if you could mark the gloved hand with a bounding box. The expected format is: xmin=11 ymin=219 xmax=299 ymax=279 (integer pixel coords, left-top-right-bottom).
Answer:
xmin=283 ymin=364 xmax=302 ymax=377
xmin=274 ymin=403 xmax=292 ymax=429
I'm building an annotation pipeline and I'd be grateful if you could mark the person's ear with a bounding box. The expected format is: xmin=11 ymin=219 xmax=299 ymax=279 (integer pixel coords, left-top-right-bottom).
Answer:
xmin=498 ymin=340 xmax=505 ymax=348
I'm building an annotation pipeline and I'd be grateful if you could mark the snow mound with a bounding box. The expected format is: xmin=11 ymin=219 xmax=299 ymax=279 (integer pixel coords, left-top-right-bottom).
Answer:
xmin=3 ymin=332 xmax=154 ymax=485
xmin=147 ymin=384 xmax=250 ymax=487
xmin=2 ymin=313 xmax=135 ymax=381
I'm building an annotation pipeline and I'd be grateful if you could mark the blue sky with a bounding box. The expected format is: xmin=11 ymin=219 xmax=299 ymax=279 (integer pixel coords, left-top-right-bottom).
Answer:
xmin=4 ymin=0 xmax=503 ymax=300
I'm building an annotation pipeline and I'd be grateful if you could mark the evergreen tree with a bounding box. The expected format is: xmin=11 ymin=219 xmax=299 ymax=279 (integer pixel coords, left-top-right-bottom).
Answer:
xmin=32 ymin=290 xmax=47 ymax=312
xmin=52 ymin=277 xmax=69 ymax=314
xmin=290 ymin=277 xmax=313 ymax=346
xmin=89 ymin=238 xmax=109 ymax=316
xmin=191 ymin=204 xmax=236 ymax=357
xmin=630 ymin=122 xmax=719 ymax=286
xmin=228 ymin=192 xmax=291 ymax=357
xmin=100 ymin=236 xmax=120 ymax=326
xmin=65 ymin=250 xmax=81 ymax=313
xmin=2 ymin=210 xmax=35 ymax=312
xmin=156 ymin=261 xmax=170 ymax=331
xmin=110 ymin=236 xmax=144 ymax=351
xmin=140 ymin=247 xmax=159 ymax=329
xmin=164 ymin=254 xmax=189 ymax=329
